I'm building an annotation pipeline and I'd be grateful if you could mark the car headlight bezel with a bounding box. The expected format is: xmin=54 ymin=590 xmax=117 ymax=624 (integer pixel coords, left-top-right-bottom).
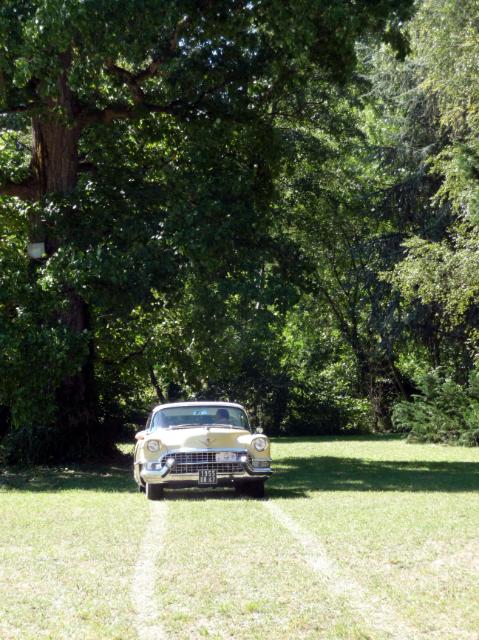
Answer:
xmin=253 ymin=436 xmax=268 ymax=452
xmin=146 ymin=439 xmax=161 ymax=453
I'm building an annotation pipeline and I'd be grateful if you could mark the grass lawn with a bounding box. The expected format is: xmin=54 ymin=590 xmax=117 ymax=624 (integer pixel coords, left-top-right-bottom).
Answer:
xmin=1 ymin=436 xmax=478 ymax=639
xmin=270 ymin=437 xmax=479 ymax=640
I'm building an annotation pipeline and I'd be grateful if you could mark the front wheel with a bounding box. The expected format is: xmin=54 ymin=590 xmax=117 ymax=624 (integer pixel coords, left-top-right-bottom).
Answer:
xmin=235 ymin=480 xmax=265 ymax=498
xmin=146 ymin=483 xmax=164 ymax=500
xmin=248 ymin=480 xmax=265 ymax=498
xmin=234 ymin=481 xmax=246 ymax=495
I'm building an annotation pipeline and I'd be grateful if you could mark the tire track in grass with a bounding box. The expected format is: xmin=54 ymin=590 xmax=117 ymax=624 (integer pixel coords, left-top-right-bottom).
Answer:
xmin=265 ymin=501 xmax=423 ymax=640
xmin=132 ymin=501 xmax=167 ymax=640
xmin=155 ymin=494 xmax=370 ymax=639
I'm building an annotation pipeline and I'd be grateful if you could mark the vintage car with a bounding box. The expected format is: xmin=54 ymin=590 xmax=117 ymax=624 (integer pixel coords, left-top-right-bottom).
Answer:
xmin=133 ymin=401 xmax=272 ymax=499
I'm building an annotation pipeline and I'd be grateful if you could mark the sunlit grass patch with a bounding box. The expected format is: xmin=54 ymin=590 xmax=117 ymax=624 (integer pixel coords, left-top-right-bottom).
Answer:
xmin=155 ymin=492 xmax=380 ymax=640
xmin=270 ymin=436 xmax=479 ymax=639
xmin=0 ymin=465 xmax=147 ymax=640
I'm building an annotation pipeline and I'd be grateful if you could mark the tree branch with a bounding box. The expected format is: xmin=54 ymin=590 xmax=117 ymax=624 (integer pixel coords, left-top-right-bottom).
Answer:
xmin=149 ymin=366 xmax=166 ymax=403
xmin=105 ymin=62 xmax=146 ymax=104
xmin=0 ymin=78 xmax=41 ymax=116
xmin=0 ymin=104 xmax=33 ymax=115
xmin=79 ymin=98 xmax=183 ymax=126
xmin=101 ymin=337 xmax=153 ymax=366
xmin=102 ymin=15 xmax=190 ymax=106
xmin=79 ymin=75 xmax=230 ymax=127
xmin=169 ymin=15 xmax=189 ymax=53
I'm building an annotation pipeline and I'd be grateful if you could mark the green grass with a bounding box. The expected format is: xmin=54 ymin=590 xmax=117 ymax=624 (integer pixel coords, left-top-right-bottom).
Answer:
xmin=1 ymin=437 xmax=479 ymax=639
xmin=0 ymin=465 xmax=144 ymax=640
xmin=270 ymin=437 xmax=479 ymax=639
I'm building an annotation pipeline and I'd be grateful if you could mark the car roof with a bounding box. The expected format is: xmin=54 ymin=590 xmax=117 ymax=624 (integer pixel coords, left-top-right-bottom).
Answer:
xmin=152 ymin=401 xmax=246 ymax=413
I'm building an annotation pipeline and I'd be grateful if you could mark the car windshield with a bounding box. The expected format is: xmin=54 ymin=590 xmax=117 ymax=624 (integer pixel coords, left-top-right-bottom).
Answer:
xmin=150 ymin=406 xmax=250 ymax=431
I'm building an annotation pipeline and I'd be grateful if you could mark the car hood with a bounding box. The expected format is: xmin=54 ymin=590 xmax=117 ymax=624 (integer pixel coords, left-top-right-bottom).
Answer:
xmin=153 ymin=426 xmax=252 ymax=450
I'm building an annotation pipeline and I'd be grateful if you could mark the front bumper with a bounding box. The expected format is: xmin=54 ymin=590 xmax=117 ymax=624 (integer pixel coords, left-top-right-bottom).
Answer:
xmin=139 ymin=448 xmax=272 ymax=486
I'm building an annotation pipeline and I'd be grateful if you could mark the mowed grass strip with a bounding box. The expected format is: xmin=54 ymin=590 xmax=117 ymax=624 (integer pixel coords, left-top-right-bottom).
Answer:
xmin=155 ymin=491 xmax=380 ymax=640
xmin=0 ymin=466 xmax=147 ymax=640
xmin=270 ymin=436 xmax=479 ymax=640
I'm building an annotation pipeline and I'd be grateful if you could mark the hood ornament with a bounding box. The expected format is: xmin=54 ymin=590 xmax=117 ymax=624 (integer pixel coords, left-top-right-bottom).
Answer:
xmin=200 ymin=429 xmax=216 ymax=447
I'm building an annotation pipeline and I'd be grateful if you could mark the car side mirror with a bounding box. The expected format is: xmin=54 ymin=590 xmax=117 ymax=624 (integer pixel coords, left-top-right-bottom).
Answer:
xmin=135 ymin=430 xmax=146 ymax=441
xmin=255 ymin=426 xmax=264 ymax=434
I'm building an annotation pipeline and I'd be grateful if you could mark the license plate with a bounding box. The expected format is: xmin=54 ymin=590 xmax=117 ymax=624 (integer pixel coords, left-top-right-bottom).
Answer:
xmin=216 ymin=451 xmax=237 ymax=462
xmin=198 ymin=469 xmax=217 ymax=485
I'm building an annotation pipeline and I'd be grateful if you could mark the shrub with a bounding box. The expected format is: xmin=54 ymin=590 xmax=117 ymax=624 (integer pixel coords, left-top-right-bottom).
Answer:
xmin=392 ymin=368 xmax=479 ymax=445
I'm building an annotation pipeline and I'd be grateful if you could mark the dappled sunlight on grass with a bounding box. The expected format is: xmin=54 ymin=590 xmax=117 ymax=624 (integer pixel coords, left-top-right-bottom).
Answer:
xmin=270 ymin=455 xmax=479 ymax=494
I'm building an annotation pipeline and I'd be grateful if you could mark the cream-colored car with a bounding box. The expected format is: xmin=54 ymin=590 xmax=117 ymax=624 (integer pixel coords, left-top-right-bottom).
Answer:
xmin=134 ymin=401 xmax=272 ymax=499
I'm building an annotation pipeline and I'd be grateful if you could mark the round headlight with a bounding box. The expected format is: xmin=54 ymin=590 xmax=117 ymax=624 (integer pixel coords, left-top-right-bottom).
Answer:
xmin=146 ymin=440 xmax=160 ymax=453
xmin=253 ymin=436 xmax=268 ymax=452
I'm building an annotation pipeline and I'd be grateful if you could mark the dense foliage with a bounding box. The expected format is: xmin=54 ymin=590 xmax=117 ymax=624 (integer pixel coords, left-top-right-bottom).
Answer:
xmin=3 ymin=0 xmax=479 ymax=461
xmin=393 ymin=369 xmax=479 ymax=446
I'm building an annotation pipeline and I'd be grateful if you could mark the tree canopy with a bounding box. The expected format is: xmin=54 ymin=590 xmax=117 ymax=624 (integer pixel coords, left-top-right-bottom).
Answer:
xmin=8 ymin=0 xmax=479 ymax=460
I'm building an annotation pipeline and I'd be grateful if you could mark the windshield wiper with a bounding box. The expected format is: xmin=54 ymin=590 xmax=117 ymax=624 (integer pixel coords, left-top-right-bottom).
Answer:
xmin=168 ymin=423 xmax=198 ymax=429
xmin=209 ymin=423 xmax=243 ymax=429
xmin=167 ymin=423 xmax=245 ymax=430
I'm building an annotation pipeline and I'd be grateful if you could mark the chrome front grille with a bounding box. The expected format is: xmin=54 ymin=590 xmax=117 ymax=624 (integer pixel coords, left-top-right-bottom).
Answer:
xmin=164 ymin=451 xmax=248 ymax=475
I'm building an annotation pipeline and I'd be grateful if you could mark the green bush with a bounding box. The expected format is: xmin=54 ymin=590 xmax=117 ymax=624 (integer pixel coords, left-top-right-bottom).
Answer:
xmin=392 ymin=369 xmax=479 ymax=446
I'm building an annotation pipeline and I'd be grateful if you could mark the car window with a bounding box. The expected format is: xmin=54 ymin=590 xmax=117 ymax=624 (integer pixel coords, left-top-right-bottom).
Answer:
xmin=150 ymin=406 xmax=250 ymax=431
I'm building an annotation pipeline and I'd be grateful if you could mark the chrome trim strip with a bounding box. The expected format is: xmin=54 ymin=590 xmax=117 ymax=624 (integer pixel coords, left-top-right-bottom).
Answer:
xmin=140 ymin=470 xmax=271 ymax=483
xmin=164 ymin=447 xmax=248 ymax=454
xmin=160 ymin=460 xmax=240 ymax=467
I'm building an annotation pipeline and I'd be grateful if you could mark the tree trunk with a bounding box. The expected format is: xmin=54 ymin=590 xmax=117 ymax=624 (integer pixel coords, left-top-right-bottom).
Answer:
xmin=53 ymin=292 xmax=101 ymax=456
xmin=270 ymin=379 xmax=289 ymax=436
xmin=32 ymin=118 xmax=79 ymax=197
xmin=29 ymin=60 xmax=103 ymax=460
xmin=149 ymin=367 xmax=166 ymax=404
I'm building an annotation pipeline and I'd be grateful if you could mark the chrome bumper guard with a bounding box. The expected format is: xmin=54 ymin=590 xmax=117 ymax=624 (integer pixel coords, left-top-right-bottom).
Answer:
xmin=244 ymin=459 xmax=273 ymax=475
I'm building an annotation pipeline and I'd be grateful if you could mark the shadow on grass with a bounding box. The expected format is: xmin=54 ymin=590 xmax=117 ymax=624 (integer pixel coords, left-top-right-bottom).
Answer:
xmin=3 ymin=448 xmax=478 ymax=497
xmin=0 ymin=465 xmax=136 ymax=493
xmin=267 ymin=456 xmax=479 ymax=497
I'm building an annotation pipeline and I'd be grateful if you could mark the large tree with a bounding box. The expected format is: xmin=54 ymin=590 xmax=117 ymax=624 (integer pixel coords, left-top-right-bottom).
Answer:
xmin=0 ymin=0 xmax=412 ymax=459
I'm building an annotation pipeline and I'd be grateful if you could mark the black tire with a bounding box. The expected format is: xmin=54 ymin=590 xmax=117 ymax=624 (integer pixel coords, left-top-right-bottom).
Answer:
xmin=236 ymin=480 xmax=265 ymax=498
xmin=247 ymin=480 xmax=265 ymax=498
xmin=138 ymin=483 xmax=146 ymax=493
xmin=234 ymin=481 xmax=247 ymax=495
xmin=146 ymin=483 xmax=164 ymax=500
